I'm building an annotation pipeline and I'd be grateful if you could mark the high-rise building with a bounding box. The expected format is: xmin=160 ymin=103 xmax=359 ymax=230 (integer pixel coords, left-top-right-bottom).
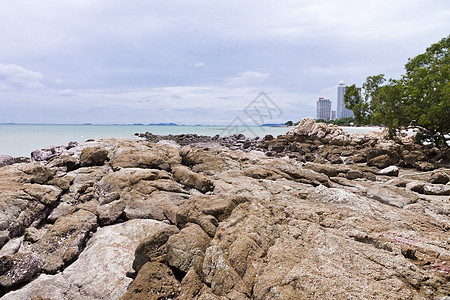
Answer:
xmin=337 ymin=81 xmax=354 ymax=119
xmin=316 ymin=97 xmax=331 ymax=121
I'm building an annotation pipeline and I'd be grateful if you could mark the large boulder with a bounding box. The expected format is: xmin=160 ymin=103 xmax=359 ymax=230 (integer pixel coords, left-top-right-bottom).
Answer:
xmin=1 ymin=220 xmax=174 ymax=300
xmin=121 ymin=262 xmax=181 ymax=300
xmin=80 ymin=147 xmax=109 ymax=167
xmin=34 ymin=209 xmax=98 ymax=273
xmin=172 ymin=165 xmax=214 ymax=193
xmin=0 ymin=165 xmax=61 ymax=241
xmin=166 ymin=223 xmax=211 ymax=274
xmin=132 ymin=225 xmax=180 ymax=272
xmin=303 ymin=162 xmax=350 ymax=178
xmin=378 ymin=165 xmax=399 ymax=177
xmin=368 ymin=154 xmax=398 ymax=169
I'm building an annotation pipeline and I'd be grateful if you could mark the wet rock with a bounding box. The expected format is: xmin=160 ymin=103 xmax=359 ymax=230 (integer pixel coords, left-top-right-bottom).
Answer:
xmin=263 ymin=134 xmax=274 ymax=141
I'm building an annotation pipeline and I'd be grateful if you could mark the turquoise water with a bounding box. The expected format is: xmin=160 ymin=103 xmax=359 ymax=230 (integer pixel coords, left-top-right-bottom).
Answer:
xmin=0 ymin=124 xmax=292 ymax=157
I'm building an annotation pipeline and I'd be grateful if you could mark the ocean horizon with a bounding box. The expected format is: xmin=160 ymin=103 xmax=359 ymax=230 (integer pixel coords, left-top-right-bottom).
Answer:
xmin=0 ymin=123 xmax=382 ymax=157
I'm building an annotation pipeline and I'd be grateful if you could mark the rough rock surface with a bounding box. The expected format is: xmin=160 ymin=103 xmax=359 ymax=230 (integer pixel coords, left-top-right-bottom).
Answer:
xmin=0 ymin=122 xmax=449 ymax=299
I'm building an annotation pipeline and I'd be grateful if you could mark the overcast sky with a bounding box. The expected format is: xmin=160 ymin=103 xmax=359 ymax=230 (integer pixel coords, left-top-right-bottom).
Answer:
xmin=0 ymin=0 xmax=449 ymax=125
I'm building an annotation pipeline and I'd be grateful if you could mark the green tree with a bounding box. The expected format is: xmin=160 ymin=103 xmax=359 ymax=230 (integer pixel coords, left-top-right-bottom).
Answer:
xmin=344 ymin=35 xmax=449 ymax=146
xmin=285 ymin=120 xmax=294 ymax=126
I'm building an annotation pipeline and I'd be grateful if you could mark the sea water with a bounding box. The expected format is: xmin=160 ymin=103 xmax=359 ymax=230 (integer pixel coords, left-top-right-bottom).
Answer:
xmin=0 ymin=124 xmax=381 ymax=157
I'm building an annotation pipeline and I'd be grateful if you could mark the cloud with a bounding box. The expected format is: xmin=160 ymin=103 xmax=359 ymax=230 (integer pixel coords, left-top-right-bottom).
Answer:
xmin=0 ymin=63 xmax=44 ymax=89
xmin=0 ymin=1 xmax=448 ymax=125
xmin=225 ymin=71 xmax=271 ymax=87
xmin=58 ymin=89 xmax=74 ymax=96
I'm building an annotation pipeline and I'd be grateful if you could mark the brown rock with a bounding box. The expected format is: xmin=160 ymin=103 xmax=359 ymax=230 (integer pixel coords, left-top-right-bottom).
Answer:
xmin=368 ymin=154 xmax=397 ymax=169
xmin=202 ymin=246 xmax=249 ymax=297
xmin=110 ymin=143 xmax=181 ymax=170
xmin=414 ymin=161 xmax=435 ymax=171
xmin=47 ymin=155 xmax=78 ymax=171
xmin=80 ymin=147 xmax=109 ymax=166
xmin=17 ymin=164 xmax=55 ymax=184
xmin=0 ymin=253 xmax=41 ymax=289
xmin=304 ymin=162 xmax=350 ymax=177
xmin=132 ymin=225 xmax=180 ymax=272
xmin=167 ymin=224 xmax=211 ymax=274
xmin=402 ymin=150 xmax=426 ymax=166
xmin=429 ymin=171 xmax=449 ymax=184
xmin=121 ymin=262 xmax=181 ymax=300
xmin=34 ymin=209 xmax=98 ymax=273
xmin=0 ymin=165 xmax=62 ymax=239
xmin=346 ymin=169 xmax=364 ymax=180
xmin=327 ymin=153 xmax=343 ymax=164
xmin=172 ymin=165 xmax=214 ymax=193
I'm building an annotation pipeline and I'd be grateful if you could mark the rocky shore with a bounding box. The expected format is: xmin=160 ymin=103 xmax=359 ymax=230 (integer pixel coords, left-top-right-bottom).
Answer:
xmin=0 ymin=118 xmax=449 ymax=299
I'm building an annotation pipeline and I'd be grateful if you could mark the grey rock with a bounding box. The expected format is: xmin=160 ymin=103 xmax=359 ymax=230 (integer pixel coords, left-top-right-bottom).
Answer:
xmin=423 ymin=184 xmax=450 ymax=196
xmin=378 ymin=166 xmax=399 ymax=177
xmin=2 ymin=220 xmax=173 ymax=300
xmin=0 ymin=156 xmax=13 ymax=168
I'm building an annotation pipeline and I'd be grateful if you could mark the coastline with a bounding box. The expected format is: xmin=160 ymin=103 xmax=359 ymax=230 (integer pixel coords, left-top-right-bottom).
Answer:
xmin=0 ymin=124 xmax=382 ymax=157
xmin=0 ymin=118 xmax=448 ymax=298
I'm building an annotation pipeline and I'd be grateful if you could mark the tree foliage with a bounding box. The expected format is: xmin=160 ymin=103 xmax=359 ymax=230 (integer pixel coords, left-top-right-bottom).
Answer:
xmin=285 ymin=120 xmax=294 ymax=126
xmin=344 ymin=35 xmax=449 ymax=147
xmin=316 ymin=117 xmax=355 ymax=126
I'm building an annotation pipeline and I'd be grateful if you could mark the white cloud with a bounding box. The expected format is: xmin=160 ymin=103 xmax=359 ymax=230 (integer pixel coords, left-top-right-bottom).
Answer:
xmin=0 ymin=1 xmax=448 ymax=124
xmin=0 ymin=63 xmax=44 ymax=89
xmin=58 ymin=89 xmax=74 ymax=96
xmin=225 ymin=71 xmax=271 ymax=87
